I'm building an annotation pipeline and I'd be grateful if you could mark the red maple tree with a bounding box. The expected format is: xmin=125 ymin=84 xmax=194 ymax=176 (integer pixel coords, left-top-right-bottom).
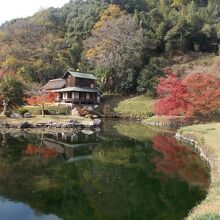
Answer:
xmin=24 ymin=92 xmax=57 ymax=117
xmin=183 ymin=73 xmax=220 ymax=117
xmin=25 ymin=144 xmax=58 ymax=158
xmin=154 ymin=69 xmax=188 ymax=116
xmin=152 ymin=134 xmax=209 ymax=186
xmin=154 ymin=69 xmax=220 ymax=117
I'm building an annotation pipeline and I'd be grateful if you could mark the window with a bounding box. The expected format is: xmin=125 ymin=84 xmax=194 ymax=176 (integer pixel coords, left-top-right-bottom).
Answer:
xmin=75 ymin=92 xmax=79 ymax=99
xmin=63 ymin=93 xmax=67 ymax=99
xmin=86 ymin=93 xmax=90 ymax=100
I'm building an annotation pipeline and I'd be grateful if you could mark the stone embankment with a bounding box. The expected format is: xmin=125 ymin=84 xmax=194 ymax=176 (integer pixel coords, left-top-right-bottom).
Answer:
xmin=175 ymin=124 xmax=220 ymax=220
xmin=0 ymin=118 xmax=102 ymax=130
xmin=142 ymin=116 xmax=205 ymax=129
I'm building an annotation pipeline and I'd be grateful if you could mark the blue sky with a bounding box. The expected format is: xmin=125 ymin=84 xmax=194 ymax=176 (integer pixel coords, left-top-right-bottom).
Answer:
xmin=0 ymin=0 xmax=70 ymax=24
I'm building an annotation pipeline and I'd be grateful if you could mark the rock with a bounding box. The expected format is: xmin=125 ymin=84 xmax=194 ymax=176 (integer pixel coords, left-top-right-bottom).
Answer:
xmin=56 ymin=124 xmax=62 ymax=128
xmin=23 ymin=112 xmax=32 ymax=118
xmin=48 ymin=120 xmax=56 ymax=125
xmin=36 ymin=123 xmax=46 ymax=128
xmin=72 ymin=108 xmax=80 ymax=116
xmin=11 ymin=112 xmax=22 ymax=119
xmin=93 ymin=119 xmax=101 ymax=127
xmin=80 ymin=120 xmax=94 ymax=127
xmin=85 ymin=114 xmax=92 ymax=119
xmin=61 ymin=124 xmax=67 ymax=128
xmin=80 ymin=119 xmax=101 ymax=128
xmin=81 ymin=130 xmax=95 ymax=135
xmin=0 ymin=122 xmax=6 ymax=128
xmin=69 ymin=119 xmax=80 ymax=124
xmin=86 ymin=106 xmax=94 ymax=111
xmin=92 ymin=115 xmax=99 ymax=119
xmin=10 ymin=124 xmax=18 ymax=128
xmin=19 ymin=122 xmax=32 ymax=129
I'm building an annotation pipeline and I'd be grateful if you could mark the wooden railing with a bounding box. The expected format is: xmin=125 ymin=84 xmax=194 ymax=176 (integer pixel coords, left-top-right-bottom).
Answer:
xmin=57 ymin=98 xmax=99 ymax=104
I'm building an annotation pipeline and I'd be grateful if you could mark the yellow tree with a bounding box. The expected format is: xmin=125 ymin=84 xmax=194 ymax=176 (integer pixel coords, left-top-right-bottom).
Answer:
xmin=93 ymin=4 xmax=126 ymax=32
xmin=86 ymin=5 xmax=127 ymax=60
xmin=171 ymin=0 xmax=186 ymax=10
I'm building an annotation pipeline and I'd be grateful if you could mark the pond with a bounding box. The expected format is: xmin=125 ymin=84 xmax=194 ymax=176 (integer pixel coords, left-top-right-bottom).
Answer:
xmin=0 ymin=120 xmax=209 ymax=220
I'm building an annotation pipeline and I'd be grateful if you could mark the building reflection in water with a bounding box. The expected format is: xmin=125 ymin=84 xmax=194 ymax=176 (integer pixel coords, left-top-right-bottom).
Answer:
xmin=0 ymin=130 xmax=99 ymax=162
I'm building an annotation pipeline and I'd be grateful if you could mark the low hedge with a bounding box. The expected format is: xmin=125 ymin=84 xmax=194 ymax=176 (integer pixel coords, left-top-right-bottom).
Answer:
xmin=17 ymin=105 xmax=71 ymax=116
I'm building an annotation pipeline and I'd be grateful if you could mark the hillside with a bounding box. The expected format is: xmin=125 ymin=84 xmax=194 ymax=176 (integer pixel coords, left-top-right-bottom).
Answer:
xmin=0 ymin=0 xmax=219 ymax=96
xmin=170 ymin=54 xmax=220 ymax=77
xmin=99 ymin=95 xmax=154 ymax=118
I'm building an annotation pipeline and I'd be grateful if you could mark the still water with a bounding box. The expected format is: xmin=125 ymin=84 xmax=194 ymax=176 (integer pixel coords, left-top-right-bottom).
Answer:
xmin=0 ymin=121 xmax=209 ymax=220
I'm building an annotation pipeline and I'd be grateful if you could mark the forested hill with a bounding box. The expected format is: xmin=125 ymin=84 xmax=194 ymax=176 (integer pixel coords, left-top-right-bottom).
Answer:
xmin=0 ymin=0 xmax=219 ymax=95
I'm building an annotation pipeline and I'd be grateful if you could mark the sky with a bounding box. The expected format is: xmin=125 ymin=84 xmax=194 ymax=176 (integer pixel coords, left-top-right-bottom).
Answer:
xmin=0 ymin=0 xmax=70 ymax=24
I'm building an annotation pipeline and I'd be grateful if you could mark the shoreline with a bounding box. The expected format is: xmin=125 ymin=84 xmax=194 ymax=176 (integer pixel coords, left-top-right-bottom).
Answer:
xmin=143 ymin=118 xmax=220 ymax=219
xmin=176 ymin=124 xmax=220 ymax=220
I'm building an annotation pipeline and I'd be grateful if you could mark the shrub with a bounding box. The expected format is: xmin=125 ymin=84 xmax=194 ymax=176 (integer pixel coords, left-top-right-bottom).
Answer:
xmin=46 ymin=105 xmax=71 ymax=115
xmin=23 ymin=105 xmax=71 ymax=115
xmin=16 ymin=108 xmax=29 ymax=116
xmin=75 ymin=106 xmax=90 ymax=117
xmin=146 ymin=111 xmax=155 ymax=117
xmin=4 ymin=111 xmax=11 ymax=117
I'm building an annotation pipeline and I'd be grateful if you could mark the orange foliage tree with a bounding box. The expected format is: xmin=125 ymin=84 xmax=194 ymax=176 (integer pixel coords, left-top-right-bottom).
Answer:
xmin=24 ymin=92 xmax=57 ymax=117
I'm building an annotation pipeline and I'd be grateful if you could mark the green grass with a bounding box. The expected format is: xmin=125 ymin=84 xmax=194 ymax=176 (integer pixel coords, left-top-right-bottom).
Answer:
xmin=192 ymin=213 xmax=220 ymax=220
xmin=177 ymin=123 xmax=220 ymax=220
xmin=115 ymin=95 xmax=154 ymax=116
xmin=100 ymin=95 xmax=154 ymax=118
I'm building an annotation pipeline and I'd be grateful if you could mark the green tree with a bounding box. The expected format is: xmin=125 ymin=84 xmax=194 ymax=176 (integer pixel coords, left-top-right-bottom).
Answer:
xmin=0 ymin=75 xmax=25 ymax=112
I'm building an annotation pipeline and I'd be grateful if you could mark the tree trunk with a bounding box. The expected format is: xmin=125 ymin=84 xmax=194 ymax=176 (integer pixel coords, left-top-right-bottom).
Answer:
xmin=2 ymin=100 xmax=8 ymax=115
xmin=41 ymin=94 xmax=45 ymax=118
xmin=42 ymin=103 xmax=45 ymax=117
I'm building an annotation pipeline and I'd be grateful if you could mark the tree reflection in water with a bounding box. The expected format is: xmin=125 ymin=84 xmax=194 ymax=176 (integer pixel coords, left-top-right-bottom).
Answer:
xmin=0 ymin=122 xmax=210 ymax=220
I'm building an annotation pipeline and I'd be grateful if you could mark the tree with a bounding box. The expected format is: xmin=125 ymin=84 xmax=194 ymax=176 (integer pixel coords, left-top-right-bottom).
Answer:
xmin=155 ymin=70 xmax=220 ymax=117
xmin=24 ymin=92 xmax=57 ymax=117
xmin=183 ymin=72 xmax=220 ymax=117
xmin=92 ymin=4 xmax=126 ymax=32
xmin=154 ymin=69 xmax=188 ymax=116
xmin=0 ymin=75 xmax=25 ymax=113
xmin=137 ymin=57 xmax=166 ymax=96
xmin=93 ymin=66 xmax=112 ymax=92
xmin=86 ymin=13 xmax=154 ymax=93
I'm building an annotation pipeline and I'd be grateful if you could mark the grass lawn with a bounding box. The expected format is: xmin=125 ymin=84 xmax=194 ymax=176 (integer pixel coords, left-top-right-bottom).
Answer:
xmin=177 ymin=123 xmax=220 ymax=220
xmin=100 ymin=95 xmax=154 ymax=117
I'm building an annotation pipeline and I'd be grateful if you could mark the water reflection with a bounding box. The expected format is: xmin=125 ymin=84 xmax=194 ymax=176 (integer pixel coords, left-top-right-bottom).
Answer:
xmin=0 ymin=122 xmax=210 ymax=220
xmin=0 ymin=197 xmax=60 ymax=220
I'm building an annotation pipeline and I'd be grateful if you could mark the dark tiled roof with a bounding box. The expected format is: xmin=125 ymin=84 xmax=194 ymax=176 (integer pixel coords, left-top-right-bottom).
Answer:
xmin=42 ymin=78 xmax=66 ymax=90
xmin=63 ymin=70 xmax=97 ymax=80
xmin=54 ymin=87 xmax=99 ymax=93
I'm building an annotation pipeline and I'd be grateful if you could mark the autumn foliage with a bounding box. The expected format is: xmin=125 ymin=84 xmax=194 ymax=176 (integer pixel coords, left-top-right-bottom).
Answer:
xmin=25 ymin=144 xmax=58 ymax=158
xmin=154 ymin=69 xmax=188 ymax=116
xmin=154 ymin=70 xmax=220 ymax=117
xmin=183 ymin=73 xmax=220 ymax=117
xmin=152 ymin=134 xmax=209 ymax=185
xmin=25 ymin=92 xmax=57 ymax=106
